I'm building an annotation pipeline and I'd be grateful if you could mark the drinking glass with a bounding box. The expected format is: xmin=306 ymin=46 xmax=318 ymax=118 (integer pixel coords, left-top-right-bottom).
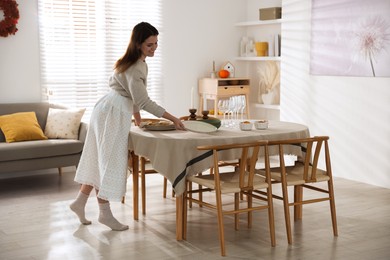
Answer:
xmin=218 ymin=99 xmax=228 ymax=126
xmin=227 ymin=97 xmax=237 ymax=127
xmin=239 ymin=95 xmax=246 ymax=120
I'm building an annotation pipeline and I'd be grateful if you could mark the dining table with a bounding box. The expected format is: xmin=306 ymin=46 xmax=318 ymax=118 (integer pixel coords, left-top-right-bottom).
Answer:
xmin=128 ymin=120 xmax=310 ymax=241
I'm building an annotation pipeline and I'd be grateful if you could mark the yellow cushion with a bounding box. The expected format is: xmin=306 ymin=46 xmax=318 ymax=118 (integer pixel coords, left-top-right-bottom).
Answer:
xmin=0 ymin=112 xmax=48 ymax=143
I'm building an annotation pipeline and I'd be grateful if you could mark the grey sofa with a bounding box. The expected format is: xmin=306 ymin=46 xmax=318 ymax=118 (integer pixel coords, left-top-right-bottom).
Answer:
xmin=0 ymin=102 xmax=87 ymax=175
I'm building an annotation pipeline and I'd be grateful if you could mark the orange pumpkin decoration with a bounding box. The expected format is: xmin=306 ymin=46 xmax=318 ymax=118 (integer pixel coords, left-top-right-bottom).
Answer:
xmin=219 ymin=69 xmax=230 ymax=78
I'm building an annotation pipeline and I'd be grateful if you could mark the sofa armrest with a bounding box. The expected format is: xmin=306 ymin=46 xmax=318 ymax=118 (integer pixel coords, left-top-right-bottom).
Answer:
xmin=78 ymin=122 xmax=88 ymax=143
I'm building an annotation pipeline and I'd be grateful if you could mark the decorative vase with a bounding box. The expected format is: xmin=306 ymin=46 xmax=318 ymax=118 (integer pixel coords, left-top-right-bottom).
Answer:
xmin=261 ymin=86 xmax=280 ymax=105
xmin=261 ymin=91 xmax=275 ymax=105
xmin=255 ymin=42 xmax=268 ymax=56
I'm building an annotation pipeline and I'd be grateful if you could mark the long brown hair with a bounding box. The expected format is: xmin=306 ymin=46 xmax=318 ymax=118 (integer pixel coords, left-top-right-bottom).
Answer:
xmin=114 ymin=22 xmax=159 ymax=73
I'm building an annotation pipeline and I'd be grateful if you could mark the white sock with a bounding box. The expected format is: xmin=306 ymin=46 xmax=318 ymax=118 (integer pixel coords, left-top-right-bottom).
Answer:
xmin=98 ymin=202 xmax=129 ymax=231
xmin=70 ymin=191 xmax=92 ymax=225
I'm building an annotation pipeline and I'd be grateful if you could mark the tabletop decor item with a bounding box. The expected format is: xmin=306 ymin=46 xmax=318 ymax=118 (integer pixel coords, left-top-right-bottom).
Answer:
xmin=254 ymin=120 xmax=269 ymax=130
xmin=190 ymin=87 xmax=195 ymax=109
xmin=239 ymin=121 xmax=253 ymax=131
xmin=246 ymin=39 xmax=257 ymax=57
xmin=255 ymin=42 xmax=269 ymax=56
xmin=257 ymin=61 xmax=280 ymax=104
xmin=222 ymin=61 xmax=235 ymax=77
xmin=259 ymin=7 xmax=282 ymax=21
xmin=189 ymin=108 xmax=197 ymax=120
xmin=240 ymin=37 xmax=248 ymax=56
xmin=239 ymin=37 xmax=257 ymax=57
xmin=0 ymin=0 xmax=19 ymax=38
xmin=218 ymin=69 xmax=229 ymax=78
xmin=201 ymin=110 xmax=209 ymax=119
xmin=210 ymin=61 xmax=217 ymax=78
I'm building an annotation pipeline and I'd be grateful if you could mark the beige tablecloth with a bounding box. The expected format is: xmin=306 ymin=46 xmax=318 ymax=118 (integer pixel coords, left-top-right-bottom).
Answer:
xmin=128 ymin=120 xmax=310 ymax=195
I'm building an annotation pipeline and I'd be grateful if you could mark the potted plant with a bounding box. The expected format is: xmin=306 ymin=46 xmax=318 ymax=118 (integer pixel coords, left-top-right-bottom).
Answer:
xmin=257 ymin=61 xmax=280 ymax=105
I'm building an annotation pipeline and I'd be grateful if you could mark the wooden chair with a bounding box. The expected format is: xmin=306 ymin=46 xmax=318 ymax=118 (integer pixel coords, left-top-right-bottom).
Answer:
xmin=256 ymin=136 xmax=338 ymax=244
xmin=183 ymin=141 xmax=276 ymax=256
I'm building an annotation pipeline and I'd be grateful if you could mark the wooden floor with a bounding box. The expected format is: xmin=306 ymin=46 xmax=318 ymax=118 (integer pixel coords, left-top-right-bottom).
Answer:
xmin=0 ymin=170 xmax=389 ymax=260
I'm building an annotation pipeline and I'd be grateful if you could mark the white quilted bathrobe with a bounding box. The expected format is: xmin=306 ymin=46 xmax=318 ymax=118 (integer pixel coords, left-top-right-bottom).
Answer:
xmin=74 ymin=60 xmax=165 ymax=201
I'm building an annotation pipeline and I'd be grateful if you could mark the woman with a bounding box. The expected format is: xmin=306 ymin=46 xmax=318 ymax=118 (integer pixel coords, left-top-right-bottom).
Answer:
xmin=70 ymin=22 xmax=185 ymax=231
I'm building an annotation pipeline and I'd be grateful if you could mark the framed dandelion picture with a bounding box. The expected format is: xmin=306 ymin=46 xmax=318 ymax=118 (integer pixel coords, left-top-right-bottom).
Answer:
xmin=310 ymin=0 xmax=390 ymax=77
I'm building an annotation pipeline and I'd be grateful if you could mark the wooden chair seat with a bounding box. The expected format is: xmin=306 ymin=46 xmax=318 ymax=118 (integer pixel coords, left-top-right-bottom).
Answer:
xmin=188 ymin=171 xmax=269 ymax=193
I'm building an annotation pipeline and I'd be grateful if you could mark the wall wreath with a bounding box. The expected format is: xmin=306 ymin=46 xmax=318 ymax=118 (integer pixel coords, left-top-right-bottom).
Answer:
xmin=0 ymin=0 xmax=20 ymax=38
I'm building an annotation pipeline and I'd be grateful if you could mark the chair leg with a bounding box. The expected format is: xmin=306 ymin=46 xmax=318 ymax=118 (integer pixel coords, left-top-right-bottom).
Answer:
xmin=215 ymin=190 xmax=226 ymax=256
xmin=328 ymin=180 xmax=338 ymax=236
xmin=163 ymin=177 xmax=167 ymax=198
xmin=183 ymin=186 xmax=188 ymax=240
xmin=198 ymin=172 xmax=203 ymax=207
xmin=188 ymin=181 xmax=193 ymax=208
xmin=294 ymin=185 xmax=303 ymax=221
xmin=234 ymin=193 xmax=239 ymax=230
xmin=247 ymin=191 xmax=253 ymax=228
xmin=58 ymin=167 xmax=62 ymax=176
xmin=282 ymin=183 xmax=293 ymax=244
xmin=131 ymin=152 xmax=139 ymax=221
xmin=141 ymin=168 xmax=146 ymax=215
xmin=267 ymin=186 xmax=276 ymax=247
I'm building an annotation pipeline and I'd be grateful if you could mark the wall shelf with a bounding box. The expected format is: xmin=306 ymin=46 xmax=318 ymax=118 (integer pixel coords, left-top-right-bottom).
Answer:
xmin=235 ymin=19 xmax=283 ymax=27
xmin=254 ymin=103 xmax=280 ymax=110
xmin=235 ymin=56 xmax=281 ymax=61
xmin=236 ymin=12 xmax=282 ymax=119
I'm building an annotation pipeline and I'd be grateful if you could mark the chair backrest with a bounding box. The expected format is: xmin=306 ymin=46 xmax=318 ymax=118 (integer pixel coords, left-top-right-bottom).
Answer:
xmin=197 ymin=140 xmax=270 ymax=191
xmin=268 ymin=136 xmax=331 ymax=182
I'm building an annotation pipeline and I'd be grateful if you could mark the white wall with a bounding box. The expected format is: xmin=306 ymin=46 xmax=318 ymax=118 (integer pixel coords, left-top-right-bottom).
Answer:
xmin=160 ymin=0 xmax=246 ymax=114
xmin=0 ymin=0 xmax=41 ymax=102
xmin=281 ymin=0 xmax=390 ymax=188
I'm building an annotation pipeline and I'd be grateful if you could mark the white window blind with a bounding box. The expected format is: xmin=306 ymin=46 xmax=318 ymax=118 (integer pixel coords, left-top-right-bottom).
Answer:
xmin=38 ymin=0 xmax=163 ymax=121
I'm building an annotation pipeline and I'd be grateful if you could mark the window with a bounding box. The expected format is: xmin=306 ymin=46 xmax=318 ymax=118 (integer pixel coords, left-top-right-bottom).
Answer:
xmin=38 ymin=0 xmax=163 ymax=121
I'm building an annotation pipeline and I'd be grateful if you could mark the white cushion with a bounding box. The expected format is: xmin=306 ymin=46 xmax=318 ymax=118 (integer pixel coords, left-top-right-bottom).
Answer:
xmin=44 ymin=108 xmax=85 ymax=139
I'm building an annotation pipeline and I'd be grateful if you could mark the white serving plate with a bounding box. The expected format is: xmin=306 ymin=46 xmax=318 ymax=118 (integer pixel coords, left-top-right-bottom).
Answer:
xmin=183 ymin=120 xmax=217 ymax=133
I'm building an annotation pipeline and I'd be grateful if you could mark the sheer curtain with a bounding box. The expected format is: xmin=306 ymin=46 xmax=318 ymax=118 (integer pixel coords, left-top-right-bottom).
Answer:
xmin=38 ymin=0 xmax=163 ymax=121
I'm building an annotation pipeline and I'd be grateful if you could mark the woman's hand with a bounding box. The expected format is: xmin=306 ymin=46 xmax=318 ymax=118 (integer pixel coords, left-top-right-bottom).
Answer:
xmin=133 ymin=112 xmax=142 ymax=126
xmin=162 ymin=112 xmax=186 ymax=130
xmin=171 ymin=117 xmax=186 ymax=130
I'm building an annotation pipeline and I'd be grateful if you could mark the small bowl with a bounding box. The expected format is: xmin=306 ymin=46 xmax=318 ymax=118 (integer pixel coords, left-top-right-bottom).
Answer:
xmin=240 ymin=121 xmax=253 ymax=131
xmin=254 ymin=120 xmax=268 ymax=130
